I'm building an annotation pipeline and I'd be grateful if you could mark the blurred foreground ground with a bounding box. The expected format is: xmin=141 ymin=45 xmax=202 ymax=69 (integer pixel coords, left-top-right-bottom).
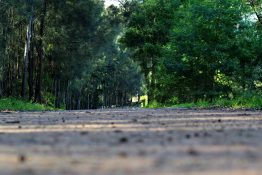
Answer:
xmin=0 ymin=108 xmax=261 ymax=175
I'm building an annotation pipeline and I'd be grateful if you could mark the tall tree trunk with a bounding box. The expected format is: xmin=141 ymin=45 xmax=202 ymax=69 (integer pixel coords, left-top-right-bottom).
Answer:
xmin=55 ymin=79 xmax=58 ymax=108
xmin=21 ymin=14 xmax=33 ymax=98
xmin=55 ymin=79 xmax=60 ymax=108
xmin=35 ymin=0 xmax=47 ymax=102
xmin=28 ymin=27 xmax=35 ymax=100
xmin=77 ymin=91 xmax=81 ymax=110
xmin=87 ymin=94 xmax=90 ymax=109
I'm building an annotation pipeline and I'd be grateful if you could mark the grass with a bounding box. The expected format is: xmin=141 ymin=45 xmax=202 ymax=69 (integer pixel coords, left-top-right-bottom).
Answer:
xmin=147 ymin=100 xmax=209 ymax=109
xmin=0 ymin=98 xmax=54 ymax=111
xmin=147 ymin=93 xmax=262 ymax=109
xmin=212 ymin=95 xmax=262 ymax=109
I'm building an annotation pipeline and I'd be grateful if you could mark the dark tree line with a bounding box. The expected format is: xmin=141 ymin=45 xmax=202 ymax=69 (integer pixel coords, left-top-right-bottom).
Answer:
xmin=0 ymin=0 xmax=142 ymax=109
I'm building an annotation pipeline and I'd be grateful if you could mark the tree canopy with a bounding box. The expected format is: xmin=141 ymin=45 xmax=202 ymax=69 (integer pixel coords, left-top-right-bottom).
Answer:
xmin=0 ymin=0 xmax=261 ymax=109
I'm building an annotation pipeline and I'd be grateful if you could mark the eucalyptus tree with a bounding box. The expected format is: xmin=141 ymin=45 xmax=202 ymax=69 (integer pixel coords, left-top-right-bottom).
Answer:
xmin=43 ymin=0 xmax=105 ymax=108
xmin=0 ymin=1 xmax=28 ymax=97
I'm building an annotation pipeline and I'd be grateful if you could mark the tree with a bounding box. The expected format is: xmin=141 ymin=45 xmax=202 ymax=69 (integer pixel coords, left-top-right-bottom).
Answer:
xmin=120 ymin=0 xmax=178 ymax=102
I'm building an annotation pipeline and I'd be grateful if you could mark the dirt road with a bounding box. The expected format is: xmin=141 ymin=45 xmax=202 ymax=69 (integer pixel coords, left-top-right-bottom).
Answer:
xmin=0 ymin=108 xmax=261 ymax=175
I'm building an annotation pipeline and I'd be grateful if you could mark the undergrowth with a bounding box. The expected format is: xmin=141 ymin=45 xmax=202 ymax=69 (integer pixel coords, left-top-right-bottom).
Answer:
xmin=147 ymin=93 xmax=262 ymax=109
xmin=0 ymin=98 xmax=54 ymax=111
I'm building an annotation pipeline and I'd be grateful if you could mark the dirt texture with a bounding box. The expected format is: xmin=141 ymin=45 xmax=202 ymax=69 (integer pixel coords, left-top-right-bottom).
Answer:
xmin=0 ymin=108 xmax=261 ymax=175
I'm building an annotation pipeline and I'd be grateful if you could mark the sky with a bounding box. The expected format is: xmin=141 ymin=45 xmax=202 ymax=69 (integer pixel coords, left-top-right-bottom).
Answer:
xmin=104 ymin=0 xmax=120 ymax=7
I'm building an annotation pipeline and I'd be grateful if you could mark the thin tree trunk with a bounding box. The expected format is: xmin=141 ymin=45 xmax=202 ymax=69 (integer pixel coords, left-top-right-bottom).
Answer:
xmin=35 ymin=0 xmax=47 ymax=102
xmin=65 ymin=82 xmax=69 ymax=109
xmin=87 ymin=94 xmax=90 ymax=109
xmin=55 ymin=79 xmax=61 ymax=108
xmin=77 ymin=91 xmax=81 ymax=110
xmin=21 ymin=15 xmax=33 ymax=98
xmin=28 ymin=30 xmax=35 ymax=100
xmin=21 ymin=32 xmax=28 ymax=98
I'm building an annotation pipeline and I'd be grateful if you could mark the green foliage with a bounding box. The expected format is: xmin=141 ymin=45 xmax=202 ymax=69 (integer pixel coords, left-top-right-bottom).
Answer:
xmin=120 ymin=0 xmax=178 ymax=101
xmin=214 ymin=91 xmax=262 ymax=109
xmin=122 ymin=0 xmax=262 ymax=107
xmin=147 ymin=91 xmax=262 ymax=109
xmin=42 ymin=92 xmax=56 ymax=108
xmin=0 ymin=98 xmax=53 ymax=111
xmin=1 ymin=0 xmax=262 ymax=110
xmin=148 ymin=100 xmax=162 ymax=108
xmin=160 ymin=0 xmax=244 ymax=101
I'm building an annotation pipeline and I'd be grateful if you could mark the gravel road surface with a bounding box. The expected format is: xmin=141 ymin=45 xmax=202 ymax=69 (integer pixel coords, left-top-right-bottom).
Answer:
xmin=0 ymin=108 xmax=261 ymax=175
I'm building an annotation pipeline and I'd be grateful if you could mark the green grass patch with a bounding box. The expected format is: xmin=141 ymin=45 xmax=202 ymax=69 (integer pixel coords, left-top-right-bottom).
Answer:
xmin=147 ymin=99 xmax=210 ymax=109
xmin=0 ymin=98 xmax=54 ymax=111
xmin=146 ymin=93 xmax=262 ymax=109
xmin=213 ymin=94 xmax=262 ymax=109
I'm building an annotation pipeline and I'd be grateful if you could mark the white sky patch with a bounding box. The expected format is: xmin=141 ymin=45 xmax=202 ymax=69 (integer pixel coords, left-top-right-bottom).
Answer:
xmin=248 ymin=14 xmax=258 ymax=22
xmin=242 ymin=13 xmax=258 ymax=24
xmin=104 ymin=0 xmax=120 ymax=7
